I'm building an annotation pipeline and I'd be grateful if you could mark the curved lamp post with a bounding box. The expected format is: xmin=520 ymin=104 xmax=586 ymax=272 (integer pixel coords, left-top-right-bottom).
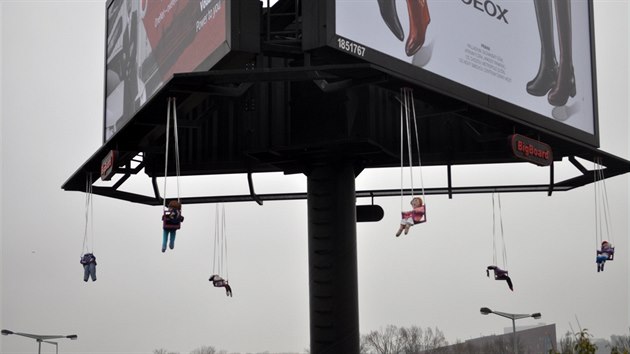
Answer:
xmin=2 ymin=329 xmax=77 ymax=354
xmin=42 ymin=341 xmax=59 ymax=354
xmin=480 ymin=307 xmax=541 ymax=354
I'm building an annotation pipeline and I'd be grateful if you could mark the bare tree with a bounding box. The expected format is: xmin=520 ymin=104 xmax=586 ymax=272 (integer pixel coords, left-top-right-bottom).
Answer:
xmin=364 ymin=325 xmax=405 ymax=354
xmin=423 ymin=326 xmax=448 ymax=352
xmin=362 ymin=325 xmax=449 ymax=354
xmin=190 ymin=346 xmax=217 ymax=354
xmin=611 ymin=334 xmax=630 ymax=354
xmin=153 ymin=349 xmax=179 ymax=354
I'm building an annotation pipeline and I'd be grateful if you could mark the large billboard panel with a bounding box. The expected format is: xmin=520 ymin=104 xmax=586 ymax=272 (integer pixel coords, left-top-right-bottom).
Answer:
xmin=105 ymin=0 xmax=227 ymax=141
xmin=333 ymin=0 xmax=597 ymax=146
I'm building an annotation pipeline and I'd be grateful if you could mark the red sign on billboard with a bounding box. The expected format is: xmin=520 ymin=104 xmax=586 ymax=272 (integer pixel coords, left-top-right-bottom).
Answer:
xmin=509 ymin=134 xmax=553 ymax=166
xmin=101 ymin=150 xmax=118 ymax=181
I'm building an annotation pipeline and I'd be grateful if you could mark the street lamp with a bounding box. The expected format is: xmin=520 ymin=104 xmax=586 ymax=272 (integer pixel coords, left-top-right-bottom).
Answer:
xmin=42 ymin=340 xmax=59 ymax=354
xmin=2 ymin=329 xmax=77 ymax=354
xmin=480 ymin=307 xmax=541 ymax=354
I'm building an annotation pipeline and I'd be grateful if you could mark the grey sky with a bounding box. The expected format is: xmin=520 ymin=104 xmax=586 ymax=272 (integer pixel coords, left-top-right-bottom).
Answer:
xmin=1 ymin=1 xmax=628 ymax=353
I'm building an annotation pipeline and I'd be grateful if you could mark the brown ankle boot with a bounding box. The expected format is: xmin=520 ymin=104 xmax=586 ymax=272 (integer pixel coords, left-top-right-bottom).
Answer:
xmin=405 ymin=0 xmax=430 ymax=56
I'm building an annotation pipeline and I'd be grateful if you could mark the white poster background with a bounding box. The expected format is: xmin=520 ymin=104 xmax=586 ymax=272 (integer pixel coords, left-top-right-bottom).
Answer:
xmin=336 ymin=0 xmax=595 ymax=136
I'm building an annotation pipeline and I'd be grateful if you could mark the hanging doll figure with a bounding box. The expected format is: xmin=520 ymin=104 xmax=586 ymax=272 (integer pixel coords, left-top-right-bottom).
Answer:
xmin=162 ymin=200 xmax=184 ymax=252
xmin=80 ymin=253 xmax=97 ymax=282
xmin=596 ymin=241 xmax=614 ymax=272
xmin=487 ymin=265 xmax=513 ymax=291
xmin=396 ymin=196 xmax=426 ymax=237
xmin=209 ymin=274 xmax=233 ymax=297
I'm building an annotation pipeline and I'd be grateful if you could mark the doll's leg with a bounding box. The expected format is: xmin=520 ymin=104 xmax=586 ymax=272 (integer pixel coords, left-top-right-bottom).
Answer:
xmin=162 ymin=230 xmax=169 ymax=252
xmin=404 ymin=223 xmax=411 ymax=235
xmin=169 ymin=230 xmax=176 ymax=249
xmin=504 ymin=276 xmax=513 ymax=291
xmin=83 ymin=265 xmax=90 ymax=282
xmin=396 ymin=224 xmax=405 ymax=237
xmin=89 ymin=263 xmax=97 ymax=281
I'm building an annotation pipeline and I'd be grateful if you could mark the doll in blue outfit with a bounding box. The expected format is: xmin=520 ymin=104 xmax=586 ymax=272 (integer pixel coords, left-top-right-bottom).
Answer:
xmin=596 ymin=241 xmax=614 ymax=272
xmin=162 ymin=200 xmax=184 ymax=252
xmin=80 ymin=253 xmax=97 ymax=282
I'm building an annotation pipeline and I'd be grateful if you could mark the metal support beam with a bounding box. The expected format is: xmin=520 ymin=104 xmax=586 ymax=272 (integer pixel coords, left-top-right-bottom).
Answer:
xmin=548 ymin=162 xmax=555 ymax=196
xmin=447 ymin=163 xmax=453 ymax=199
xmin=307 ymin=161 xmax=360 ymax=353
xmin=248 ymin=171 xmax=264 ymax=205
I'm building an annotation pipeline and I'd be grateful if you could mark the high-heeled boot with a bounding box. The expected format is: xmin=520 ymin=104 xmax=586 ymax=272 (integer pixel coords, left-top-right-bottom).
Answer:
xmin=548 ymin=0 xmax=576 ymax=107
xmin=405 ymin=0 xmax=430 ymax=56
xmin=377 ymin=0 xmax=405 ymax=41
xmin=527 ymin=0 xmax=558 ymax=96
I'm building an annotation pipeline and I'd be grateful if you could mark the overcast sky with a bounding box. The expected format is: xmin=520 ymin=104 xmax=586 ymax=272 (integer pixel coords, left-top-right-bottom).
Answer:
xmin=1 ymin=1 xmax=629 ymax=353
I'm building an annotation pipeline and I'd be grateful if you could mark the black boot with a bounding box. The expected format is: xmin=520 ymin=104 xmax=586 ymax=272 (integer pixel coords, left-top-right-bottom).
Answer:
xmin=527 ymin=0 xmax=558 ymax=96
xmin=377 ymin=0 xmax=405 ymax=41
xmin=548 ymin=0 xmax=576 ymax=107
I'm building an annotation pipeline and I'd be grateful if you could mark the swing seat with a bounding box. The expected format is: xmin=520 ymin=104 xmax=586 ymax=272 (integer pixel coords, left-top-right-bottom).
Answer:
xmin=413 ymin=210 xmax=426 ymax=225
xmin=210 ymin=274 xmax=227 ymax=287
xmin=162 ymin=210 xmax=183 ymax=229
xmin=402 ymin=205 xmax=426 ymax=225
xmin=597 ymin=247 xmax=615 ymax=261
xmin=213 ymin=279 xmax=227 ymax=288
xmin=494 ymin=273 xmax=506 ymax=281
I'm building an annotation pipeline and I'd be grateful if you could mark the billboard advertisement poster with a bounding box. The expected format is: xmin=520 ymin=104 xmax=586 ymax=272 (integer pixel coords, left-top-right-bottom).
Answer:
xmin=334 ymin=0 xmax=596 ymax=144
xmin=105 ymin=0 xmax=227 ymax=141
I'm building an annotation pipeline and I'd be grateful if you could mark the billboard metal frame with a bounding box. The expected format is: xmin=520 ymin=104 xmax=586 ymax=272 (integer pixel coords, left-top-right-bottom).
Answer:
xmin=63 ymin=0 xmax=629 ymax=207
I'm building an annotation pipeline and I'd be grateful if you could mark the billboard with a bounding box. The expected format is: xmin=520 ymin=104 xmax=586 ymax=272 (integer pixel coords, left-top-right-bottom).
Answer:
xmin=332 ymin=0 xmax=598 ymax=146
xmin=104 ymin=0 xmax=228 ymax=141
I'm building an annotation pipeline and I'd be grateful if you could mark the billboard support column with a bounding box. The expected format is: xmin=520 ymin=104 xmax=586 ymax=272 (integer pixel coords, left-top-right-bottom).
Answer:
xmin=307 ymin=160 xmax=360 ymax=354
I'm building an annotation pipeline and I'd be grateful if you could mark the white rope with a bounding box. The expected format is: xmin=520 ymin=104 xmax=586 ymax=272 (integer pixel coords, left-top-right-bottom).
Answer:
xmin=400 ymin=90 xmax=405 ymax=212
xmin=173 ymin=97 xmax=181 ymax=203
xmin=594 ymin=159 xmax=601 ymax=247
xmin=399 ymin=87 xmax=426 ymax=211
xmin=81 ymin=174 xmax=94 ymax=255
xmin=594 ymin=158 xmax=613 ymax=247
xmin=491 ymin=192 xmax=497 ymax=266
xmin=222 ymin=204 xmax=229 ymax=280
xmin=213 ymin=205 xmax=219 ymax=274
xmin=163 ymin=98 xmax=172 ymax=209
xmin=491 ymin=192 xmax=508 ymax=268
xmin=405 ymin=89 xmax=414 ymax=198
xmin=498 ymin=193 xmax=508 ymax=269
xmin=162 ymin=97 xmax=181 ymax=207
xmin=409 ymin=89 xmax=426 ymax=202
xmin=212 ymin=204 xmax=229 ymax=279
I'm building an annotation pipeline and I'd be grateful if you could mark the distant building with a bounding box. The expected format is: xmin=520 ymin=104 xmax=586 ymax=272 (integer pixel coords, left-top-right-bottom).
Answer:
xmin=439 ymin=323 xmax=557 ymax=354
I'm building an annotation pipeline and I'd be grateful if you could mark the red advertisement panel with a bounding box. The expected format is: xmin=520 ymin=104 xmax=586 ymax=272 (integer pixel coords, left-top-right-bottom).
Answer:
xmin=105 ymin=0 xmax=227 ymax=141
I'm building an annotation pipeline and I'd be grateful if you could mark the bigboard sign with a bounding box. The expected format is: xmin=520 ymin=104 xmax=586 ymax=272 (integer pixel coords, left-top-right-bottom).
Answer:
xmin=104 ymin=0 xmax=228 ymax=142
xmin=331 ymin=0 xmax=598 ymax=146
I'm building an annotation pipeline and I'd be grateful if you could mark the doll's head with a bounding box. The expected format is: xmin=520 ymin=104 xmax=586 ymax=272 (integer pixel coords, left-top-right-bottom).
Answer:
xmin=168 ymin=200 xmax=182 ymax=210
xmin=410 ymin=197 xmax=423 ymax=208
xmin=602 ymin=241 xmax=611 ymax=249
